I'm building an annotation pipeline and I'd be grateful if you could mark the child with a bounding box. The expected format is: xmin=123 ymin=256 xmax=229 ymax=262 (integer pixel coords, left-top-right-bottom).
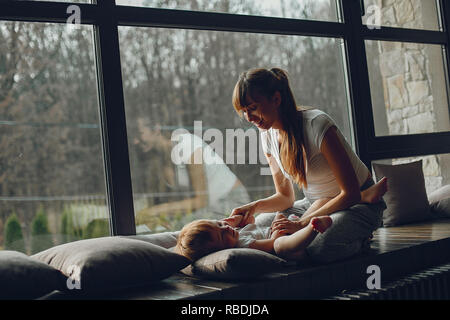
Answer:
xmin=174 ymin=212 xmax=332 ymax=262
xmin=175 ymin=177 xmax=388 ymax=262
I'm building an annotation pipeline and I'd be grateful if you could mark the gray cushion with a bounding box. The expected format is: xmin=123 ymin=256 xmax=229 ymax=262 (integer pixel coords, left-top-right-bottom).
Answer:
xmin=373 ymin=160 xmax=430 ymax=227
xmin=180 ymin=248 xmax=288 ymax=280
xmin=0 ymin=250 xmax=66 ymax=299
xmin=179 ymin=212 xmax=292 ymax=280
xmin=428 ymin=184 xmax=450 ymax=218
xmin=131 ymin=214 xmax=289 ymax=280
xmin=125 ymin=231 xmax=179 ymax=249
xmin=32 ymin=236 xmax=190 ymax=293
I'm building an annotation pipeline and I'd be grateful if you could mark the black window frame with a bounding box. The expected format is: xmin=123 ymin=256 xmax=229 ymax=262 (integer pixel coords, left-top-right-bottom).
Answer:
xmin=1 ymin=0 xmax=449 ymax=236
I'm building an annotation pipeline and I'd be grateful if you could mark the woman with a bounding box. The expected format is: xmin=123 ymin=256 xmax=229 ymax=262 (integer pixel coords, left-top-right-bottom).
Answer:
xmin=230 ymin=67 xmax=387 ymax=262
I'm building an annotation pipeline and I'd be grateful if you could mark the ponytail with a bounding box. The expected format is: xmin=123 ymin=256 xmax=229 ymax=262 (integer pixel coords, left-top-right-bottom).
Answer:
xmin=269 ymin=68 xmax=288 ymax=86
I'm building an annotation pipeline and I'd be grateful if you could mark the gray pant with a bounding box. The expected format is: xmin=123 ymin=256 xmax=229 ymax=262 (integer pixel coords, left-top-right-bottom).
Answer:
xmin=281 ymin=179 xmax=386 ymax=263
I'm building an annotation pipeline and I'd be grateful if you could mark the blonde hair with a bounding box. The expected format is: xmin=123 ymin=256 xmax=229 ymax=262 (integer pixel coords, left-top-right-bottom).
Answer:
xmin=175 ymin=219 xmax=225 ymax=261
xmin=232 ymin=67 xmax=308 ymax=188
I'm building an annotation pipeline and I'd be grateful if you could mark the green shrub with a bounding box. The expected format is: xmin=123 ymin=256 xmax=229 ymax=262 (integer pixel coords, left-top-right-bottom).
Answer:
xmin=30 ymin=208 xmax=54 ymax=254
xmin=60 ymin=207 xmax=69 ymax=243
xmin=4 ymin=213 xmax=26 ymax=253
xmin=82 ymin=218 xmax=110 ymax=239
xmin=60 ymin=206 xmax=83 ymax=244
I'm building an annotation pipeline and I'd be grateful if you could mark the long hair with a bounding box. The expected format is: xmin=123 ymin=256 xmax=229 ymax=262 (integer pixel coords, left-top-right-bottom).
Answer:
xmin=232 ymin=68 xmax=307 ymax=188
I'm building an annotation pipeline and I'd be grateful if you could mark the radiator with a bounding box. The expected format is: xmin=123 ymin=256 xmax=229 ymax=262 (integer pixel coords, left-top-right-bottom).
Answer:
xmin=325 ymin=262 xmax=450 ymax=300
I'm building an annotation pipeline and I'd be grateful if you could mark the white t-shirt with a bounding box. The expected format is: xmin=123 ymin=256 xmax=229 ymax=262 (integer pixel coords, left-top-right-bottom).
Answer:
xmin=260 ymin=109 xmax=370 ymax=202
xmin=237 ymin=224 xmax=271 ymax=248
xmin=237 ymin=214 xmax=300 ymax=248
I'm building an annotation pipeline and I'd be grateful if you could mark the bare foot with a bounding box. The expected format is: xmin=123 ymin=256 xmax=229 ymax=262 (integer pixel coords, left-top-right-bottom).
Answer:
xmin=361 ymin=177 xmax=388 ymax=204
xmin=310 ymin=216 xmax=333 ymax=233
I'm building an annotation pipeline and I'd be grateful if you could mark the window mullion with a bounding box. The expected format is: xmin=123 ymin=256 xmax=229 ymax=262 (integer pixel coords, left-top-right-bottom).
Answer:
xmin=115 ymin=5 xmax=346 ymax=38
xmin=340 ymin=0 xmax=375 ymax=170
xmin=94 ymin=0 xmax=135 ymax=236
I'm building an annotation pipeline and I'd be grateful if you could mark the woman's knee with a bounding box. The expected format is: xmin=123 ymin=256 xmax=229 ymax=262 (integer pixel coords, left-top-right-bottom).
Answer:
xmin=306 ymin=236 xmax=364 ymax=263
xmin=306 ymin=245 xmax=348 ymax=263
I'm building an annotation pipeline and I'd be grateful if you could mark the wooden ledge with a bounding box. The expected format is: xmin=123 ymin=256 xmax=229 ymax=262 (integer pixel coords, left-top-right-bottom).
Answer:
xmin=42 ymin=218 xmax=450 ymax=300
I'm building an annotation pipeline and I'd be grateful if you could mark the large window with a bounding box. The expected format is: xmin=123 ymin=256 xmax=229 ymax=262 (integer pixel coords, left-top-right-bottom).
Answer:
xmin=0 ymin=22 xmax=107 ymax=253
xmin=1 ymin=0 xmax=450 ymax=239
xmin=118 ymin=27 xmax=350 ymax=234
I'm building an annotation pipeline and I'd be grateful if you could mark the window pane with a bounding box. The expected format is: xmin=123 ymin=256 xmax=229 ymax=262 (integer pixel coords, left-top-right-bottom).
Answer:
xmin=372 ymin=153 xmax=450 ymax=195
xmin=118 ymin=27 xmax=350 ymax=234
xmin=362 ymin=0 xmax=441 ymax=31
xmin=116 ymin=0 xmax=339 ymax=22
xmin=0 ymin=22 xmax=108 ymax=254
xmin=366 ymin=40 xmax=450 ymax=136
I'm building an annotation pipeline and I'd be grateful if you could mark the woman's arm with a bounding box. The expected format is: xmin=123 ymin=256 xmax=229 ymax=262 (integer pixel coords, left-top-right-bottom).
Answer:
xmin=302 ymin=198 xmax=333 ymax=216
xmin=231 ymin=152 xmax=295 ymax=224
xmin=254 ymin=153 xmax=295 ymax=213
xmin=297 ymin=126 xmax=361 ymax=227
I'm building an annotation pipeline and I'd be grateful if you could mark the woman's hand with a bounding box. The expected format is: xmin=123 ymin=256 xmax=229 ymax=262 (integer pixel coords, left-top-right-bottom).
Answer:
xmin=222 ymin=215 xmax=244 ymax=228
xmin=270 ymin=228 xmax=290 ymax=240
xmin=230 ymin=202 xmax=258 ymax=227
xmin=270 ymin=216 xmax=304 ymax=235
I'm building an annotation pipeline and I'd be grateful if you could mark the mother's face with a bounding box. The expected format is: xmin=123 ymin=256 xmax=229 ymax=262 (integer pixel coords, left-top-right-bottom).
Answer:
xmin=243 ymin=91 xmax=282 ymax=130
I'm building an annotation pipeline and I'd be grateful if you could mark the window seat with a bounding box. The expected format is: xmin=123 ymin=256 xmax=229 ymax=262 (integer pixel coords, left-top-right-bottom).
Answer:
xmin=41 ymin=218 xmax=450 ymax=300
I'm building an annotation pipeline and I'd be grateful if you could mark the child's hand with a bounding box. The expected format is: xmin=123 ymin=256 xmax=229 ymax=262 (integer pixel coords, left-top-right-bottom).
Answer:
xmin=230 ymin=202 xmax=257 ymax=227
xmin=223 ymin=213 xmax=254 ymax=228
xmin=222 ymin=215 xmax=244 ymax=228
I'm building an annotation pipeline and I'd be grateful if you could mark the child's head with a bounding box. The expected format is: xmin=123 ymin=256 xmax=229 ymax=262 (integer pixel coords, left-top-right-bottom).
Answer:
xmin=175 ymin=219 xmax=239 ymax=261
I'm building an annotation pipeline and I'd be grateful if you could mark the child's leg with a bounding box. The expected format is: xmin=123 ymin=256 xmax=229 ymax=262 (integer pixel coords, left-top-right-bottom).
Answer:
xmin=273 ymin=216 xmax=332 ymax=261
xmin=361 ymin=177 xmax=388 ymax=204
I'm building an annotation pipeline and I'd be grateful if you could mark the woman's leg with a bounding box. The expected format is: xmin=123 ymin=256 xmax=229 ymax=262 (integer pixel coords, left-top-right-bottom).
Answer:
xmin=361 ymin=177 xmax=388 ymax=204
xmin=273 ymin=216 xmax=332 ymax=261
xmin=305 ymin=200 xmax=386 ymax=263
xmin=273 ymin=177 xmax=386 ymax=263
